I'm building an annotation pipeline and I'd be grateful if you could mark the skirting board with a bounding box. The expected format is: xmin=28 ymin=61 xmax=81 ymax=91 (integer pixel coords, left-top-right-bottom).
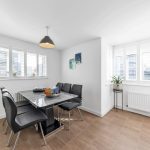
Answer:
xmin=100 ymin=106 xmax=114 ymax=117
xmin=0 ymin=114 xmax=5 ymax=119
xmin=79 ymin=106 xmax=101 ymax=117
xmin=116 ymin=106 xmax=150 ymax=117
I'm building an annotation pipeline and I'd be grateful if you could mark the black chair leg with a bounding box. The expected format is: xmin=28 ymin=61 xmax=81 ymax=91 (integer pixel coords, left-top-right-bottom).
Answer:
xmin=57 ymin=106 xmax=60 ymax=122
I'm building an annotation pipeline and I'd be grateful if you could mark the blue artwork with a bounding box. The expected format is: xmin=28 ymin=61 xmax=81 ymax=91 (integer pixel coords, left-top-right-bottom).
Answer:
xmin=75 ymin=53 xmax=82 ymax=64
xmin=69 ymin=58 xmax=76 ymax=69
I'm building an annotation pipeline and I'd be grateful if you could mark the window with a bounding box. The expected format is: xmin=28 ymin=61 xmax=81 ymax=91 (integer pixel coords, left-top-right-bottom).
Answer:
xmin=0 ymin=46 xmax=48 ymax=79
xmin=114 ymin=48 xmax=124 ymax=78
xmin=126 ymin=54 xmax=136 ymax=80
xmin=114 ymin=56 xmax=124 ymax=78
xmin=126 ymin=47 xmax=137 ymax=80
xmin=27 ymin=53 xmax=37 ymax=77
xmin=140 ymin=43 xmax=150 ymax=80
xmin=12 ymin=50 xmax=24 ymax=77
xmin=38 ymin=55 xmax=47 ymax=76
xmin=0 ymin=47 xmax=9 ymax=77
xmin=114 ymin=46 xmax=137 ymax=81
xmin=142 ymin=53 xmax=150 ymax=80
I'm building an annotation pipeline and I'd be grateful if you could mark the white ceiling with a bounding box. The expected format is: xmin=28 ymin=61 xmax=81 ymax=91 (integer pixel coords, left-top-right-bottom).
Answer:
xmin=0 ymin=0 xmax=150 ymax=50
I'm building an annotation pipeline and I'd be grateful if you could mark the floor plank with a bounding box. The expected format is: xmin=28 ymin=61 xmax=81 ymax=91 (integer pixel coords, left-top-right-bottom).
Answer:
xmin=0 ymin=109 xmax=150 ymax=150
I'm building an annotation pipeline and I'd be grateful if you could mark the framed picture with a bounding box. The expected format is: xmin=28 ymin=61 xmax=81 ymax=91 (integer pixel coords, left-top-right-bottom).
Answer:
xmin=75 ymin=53 xmax=82 ymax=64
xmin=69 ymin=58 xmax=76 ymax=69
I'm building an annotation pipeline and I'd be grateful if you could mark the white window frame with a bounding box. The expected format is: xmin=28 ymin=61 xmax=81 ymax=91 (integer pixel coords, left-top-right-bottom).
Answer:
xmin=113 ymin=47 xmax=125 ymax=79
xmin=125 ymin=53 xmax=137 ymax=81
xmin=38 ymin=54 xmax=47 ymax=77
xmin=113 ymin=44 xmax=138 ymax=82
xmin=0 ymin=46 xmax=10 ymax=78
xmin=12 ymin=49 xmax=25 ymax=78
xmin=113 ymin=40 xmax=150 ymax=85
xmin=0 ymin=46 xmax=48 ymax=80
xmin=26 ymin=52 xmax=37 ymax=77
xmin=141 ymin=52 xmax=150 ymax=81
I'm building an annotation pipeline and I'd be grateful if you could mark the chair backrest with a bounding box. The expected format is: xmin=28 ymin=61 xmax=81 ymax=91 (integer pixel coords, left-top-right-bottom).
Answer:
xmin=61 ymin=83 xmax=71 ymax=93
xmin=70 ymin=84 xmax=82 ymax=98
xmin=56 ymin=82 xmax=64 ymax=91
xmin=2 ymin=88 xmax=12 ymax=95
xmin=2 ymin=92 xmax=19 ymax=133
xmin=1 ymin=88 xmax=15 ymax=102
xmin=0 ymin=87 xmax=5 ymax=93
xmin=0 ymin=87 xmax=6 ymax=108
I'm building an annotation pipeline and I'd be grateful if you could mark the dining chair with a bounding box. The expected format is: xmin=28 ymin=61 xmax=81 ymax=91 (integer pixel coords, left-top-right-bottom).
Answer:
xmin=1 ymin=88 xmax=30 ymax=107
xmin=2 ymin=92 xmax=48 ymax=150
xmin=59 ymin=84 xmax=83 ymax=130
xmin=56 ymin=82 xmax=64 ymax=92
xmin=1 ymin=88 xmax=35 ymax=114
xmin=1 ymin=88 xmax=36 ymax=134
xmin=61 ymin=83 xmax=71 ymax=93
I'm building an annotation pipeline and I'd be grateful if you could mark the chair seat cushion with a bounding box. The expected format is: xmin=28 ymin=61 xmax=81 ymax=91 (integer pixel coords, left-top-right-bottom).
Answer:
xmin=15 ymin=110 xmax=47 ymax=130
xmin=70 ymin=97 xmax=82 ymax=103
xmin=16 ymin=101 xmax=30 ymax=107
xmin=17 ymin=105 xmax=36 ymax=115
xmin=59 ymin=102 xmax=81 ymax=111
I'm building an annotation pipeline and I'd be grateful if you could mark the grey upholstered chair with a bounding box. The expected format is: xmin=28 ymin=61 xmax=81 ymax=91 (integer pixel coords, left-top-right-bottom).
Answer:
xmin=1 ymin=88 xmax=35 ymax=114
xmin=1 ymin=88 xmax=36 ymax=135
xmin=1 ymin=88 xmax=29 ymax=107
xmin=56 ymin=82 xmax=64 ymax=92
xmin=61 ymin=83 xmax=71 ymax=93
xmin=2 ymin=92 xmax=48 ymax=150
xmin=59 ymin=84 xmax=83 ymax=129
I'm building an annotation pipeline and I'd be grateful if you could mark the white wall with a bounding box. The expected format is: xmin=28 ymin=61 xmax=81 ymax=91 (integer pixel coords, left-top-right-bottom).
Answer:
xmin=100 ymin=39 xmax=114 ymax=116
xmin=61 ymin=39 xmax=101 ymax=116
xmin=0 ymin=34 xmax=61 ymax=118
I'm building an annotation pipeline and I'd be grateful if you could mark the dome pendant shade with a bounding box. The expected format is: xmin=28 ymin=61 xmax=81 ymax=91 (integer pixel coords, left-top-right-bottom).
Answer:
xmin=39 ymin=26 xmax=55 ymax=48
xmin=40 ymin=36 xmax=55 ymax=48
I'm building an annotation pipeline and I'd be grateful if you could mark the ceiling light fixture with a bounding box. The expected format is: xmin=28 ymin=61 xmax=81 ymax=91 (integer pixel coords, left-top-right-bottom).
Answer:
xmin=39 ymin=26 xmax=55 ymax=48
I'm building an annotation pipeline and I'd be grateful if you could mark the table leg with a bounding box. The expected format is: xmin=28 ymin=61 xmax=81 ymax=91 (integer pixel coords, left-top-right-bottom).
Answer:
xmin=40 ymin=106 xmax=63 ymax=135
xmin=114 ymin=92 xmax=116 ymax=109
xmin=122 ymin=92 xmax=123 ymax=111
xmin=116 ymin=92 xmax=118 ymax=111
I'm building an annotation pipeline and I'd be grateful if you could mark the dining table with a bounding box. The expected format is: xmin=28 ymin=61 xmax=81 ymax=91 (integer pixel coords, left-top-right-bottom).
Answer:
xmin=18 ymin=90 xmax=78 ymax=135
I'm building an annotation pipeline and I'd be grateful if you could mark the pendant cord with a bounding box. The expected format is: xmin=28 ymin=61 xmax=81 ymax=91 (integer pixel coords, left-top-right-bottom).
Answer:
xmin=46 ymin=26 xmax=49 ymax=36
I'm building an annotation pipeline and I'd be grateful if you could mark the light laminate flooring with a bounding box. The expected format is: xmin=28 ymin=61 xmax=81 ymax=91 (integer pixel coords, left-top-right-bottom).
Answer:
xmin=0 ymin=109 xmax=150 ymax=150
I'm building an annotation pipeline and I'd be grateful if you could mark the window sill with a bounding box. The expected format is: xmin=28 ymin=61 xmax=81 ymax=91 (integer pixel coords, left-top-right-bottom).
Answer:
xmin=0 ymin=77 xmax=48 ymax=81
xmin=108 ymin=81 xmax=150 ymax=87
xmin=123 ymin=82 xmax=150 ymax=87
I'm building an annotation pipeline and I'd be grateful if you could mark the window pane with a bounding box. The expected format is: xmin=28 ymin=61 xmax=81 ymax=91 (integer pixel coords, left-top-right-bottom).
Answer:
xmin=38 ymin=55 xmax=47 ymax=76
xmin=12 ymin=50 xmax=24 ymax=77
xmin=142 ymin=52 xmax=150 ymax=80
xmin=27 ymin=53 xmax=37 ymax=77
xmin=0 ymin=47 xmax=9 ymax=77
xmin=114 ymin=56 xmax=124 ymax=78
xmin=126 ymin=54 xmax=136 ymax=80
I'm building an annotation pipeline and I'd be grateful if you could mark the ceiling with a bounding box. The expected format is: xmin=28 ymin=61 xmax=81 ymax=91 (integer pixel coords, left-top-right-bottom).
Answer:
xmin=0 ymin=0 xmax=150 ymax=50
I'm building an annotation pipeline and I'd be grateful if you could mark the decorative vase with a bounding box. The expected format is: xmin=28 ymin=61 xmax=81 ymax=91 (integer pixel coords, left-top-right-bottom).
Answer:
xmin=13 ymin=72 xmax=17 ymax=77
xmin=113 ymin=84 xmax=122 ymax=90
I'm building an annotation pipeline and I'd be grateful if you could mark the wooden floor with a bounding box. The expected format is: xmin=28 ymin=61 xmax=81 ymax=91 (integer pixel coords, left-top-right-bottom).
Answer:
xmin=0 ymin=109 xmax=150 ymax=150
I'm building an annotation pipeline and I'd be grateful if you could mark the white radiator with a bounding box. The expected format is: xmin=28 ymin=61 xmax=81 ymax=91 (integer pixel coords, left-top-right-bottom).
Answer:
xmin=128 ymin=92 xmax=150 ymax=112
xmin=15 ymin=93 xmax=26 ymax=102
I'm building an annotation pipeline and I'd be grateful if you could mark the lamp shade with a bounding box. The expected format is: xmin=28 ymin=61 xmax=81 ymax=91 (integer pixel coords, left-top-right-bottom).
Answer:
xmin=39 ymin=36 xmax=55 ymax=48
